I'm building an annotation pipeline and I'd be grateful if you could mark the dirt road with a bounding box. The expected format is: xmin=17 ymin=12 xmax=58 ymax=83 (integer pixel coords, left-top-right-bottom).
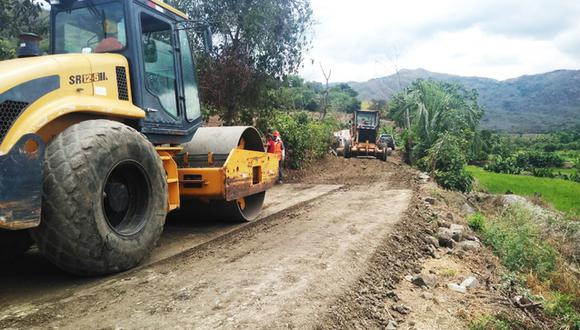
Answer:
xmin=0 ymin=157 xmax=414 ymax=329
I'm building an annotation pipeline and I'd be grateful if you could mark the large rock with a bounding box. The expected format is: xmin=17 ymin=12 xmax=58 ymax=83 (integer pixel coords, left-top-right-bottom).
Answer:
xmin=449 ymin=224 xmax=465 ymax=242
xmin=423 ymin=235 xmax=440 ymax=248
xmin=461 ymin=203 xmax=475 ymax=215
xmin=458 ymin=240 xmax=481 ymax=251
xmin=424 ymin=197 xmax=436 ymax=205
xmin=464 ymin=234 xmax=480 ymax=242
xmin=421 ymin=292 xmax=434 ymax=300
xmin=461 ymin=276 xmax=479 ymax=289
xmin=391 ymin=304 xmax=411 ymax=315
xmin=417 ymin=172 xmax=430 ymax=183
xmin=386 ymin=290 xmax=400 ymax=302
xmin=411 ymin=274 xmax=438 ymax=288
xmin=437 ymin=220 xmax=451 ymax=228
xmin=436 ymin=228 xmax=456 ymax=248
xmin=447 ymin=283 xmax=466 ymax=293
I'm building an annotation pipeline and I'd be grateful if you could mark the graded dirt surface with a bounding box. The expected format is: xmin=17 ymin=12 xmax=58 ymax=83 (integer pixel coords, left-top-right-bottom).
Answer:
xmin=0 ymin=184 xmax=341 ymax=309
xmin=0 ymin=155 xmax=415 ymax=329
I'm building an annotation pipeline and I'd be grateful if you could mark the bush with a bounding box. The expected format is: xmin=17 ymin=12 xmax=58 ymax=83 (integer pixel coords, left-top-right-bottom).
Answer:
xmin=570 ymin=170 xmax=580 ymax=183
xmin=270 ymin=111 xmax=339 ymax=169
xmin=544 ymin=292 xmax=580 ymax=328
xmin=530 ymin=167 xmax=555 ymax=178
xmin=432 ymin=169 xmax=474 ymax=192
xmin=422 ymin=133 xmax=474 ymax=192
xmin=469 ymin=314 xmax=519 ymax=330
xmin=468 ymin=213 xmax=486 ymax=231
xmin=484 ymin=156 xmax=522 ymax=174
xmin=515 ymin=151 xmax=565 ymax=169
xmin=481 ymin=206 xmax=556 ymax=280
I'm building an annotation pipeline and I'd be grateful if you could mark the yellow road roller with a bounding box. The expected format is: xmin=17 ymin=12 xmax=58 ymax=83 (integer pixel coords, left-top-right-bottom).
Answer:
xmin=0 ymin=0 xmax=278 ymax=274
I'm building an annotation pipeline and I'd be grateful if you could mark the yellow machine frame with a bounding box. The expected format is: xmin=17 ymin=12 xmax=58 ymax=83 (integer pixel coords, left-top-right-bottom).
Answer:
xmin=0 ymin=52 xmax=278 ymax=229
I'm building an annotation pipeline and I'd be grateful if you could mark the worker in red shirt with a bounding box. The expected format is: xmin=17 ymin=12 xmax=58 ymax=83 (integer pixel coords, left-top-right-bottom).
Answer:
xmin=266 ymin=133 xmax=276 ymax=153
xmin=272 ymin=131 xmax=285 ymax=184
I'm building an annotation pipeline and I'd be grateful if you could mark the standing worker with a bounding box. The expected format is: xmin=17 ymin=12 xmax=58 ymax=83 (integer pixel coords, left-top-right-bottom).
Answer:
xmin=272 ymin=131 xmax=285 ymax=184
xmin=266 ymin=133 xmax=276 ymax=154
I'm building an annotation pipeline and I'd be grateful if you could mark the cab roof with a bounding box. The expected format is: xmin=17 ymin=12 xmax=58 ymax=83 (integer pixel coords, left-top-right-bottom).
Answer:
xmin=145 ymin=0 xmax=189 ymax=19
xmin=51 ymin=0 xmax=189 ymax=19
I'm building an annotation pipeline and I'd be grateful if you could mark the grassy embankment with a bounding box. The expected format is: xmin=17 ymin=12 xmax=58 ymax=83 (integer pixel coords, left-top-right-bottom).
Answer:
xmin=467 ymin=208 xmax=580 ymax=329
xmin=466 ymin=166 xmax=580 ymax=215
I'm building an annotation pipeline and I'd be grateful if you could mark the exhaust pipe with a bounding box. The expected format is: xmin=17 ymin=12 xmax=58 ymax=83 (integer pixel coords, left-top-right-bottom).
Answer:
xmin=17 ymin=33 xmax=42 ymax=58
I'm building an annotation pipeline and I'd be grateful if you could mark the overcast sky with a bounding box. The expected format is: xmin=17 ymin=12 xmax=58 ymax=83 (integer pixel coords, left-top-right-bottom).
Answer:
xmin=299 ymin=0 xmax=580 ymax=83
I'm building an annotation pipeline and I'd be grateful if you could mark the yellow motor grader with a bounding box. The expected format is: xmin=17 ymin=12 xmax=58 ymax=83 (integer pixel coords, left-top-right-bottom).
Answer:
xmin=0 ymin=0 xmax=278 ymax=275
xmin=343 ymin=110 xmax=387 ymax=161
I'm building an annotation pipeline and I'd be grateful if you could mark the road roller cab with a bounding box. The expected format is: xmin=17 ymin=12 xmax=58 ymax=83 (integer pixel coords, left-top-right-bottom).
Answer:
xmin=49 ymin=0 xmax=203 ymax=144
xmin=0 ymin=0 xmax=278 ymax=275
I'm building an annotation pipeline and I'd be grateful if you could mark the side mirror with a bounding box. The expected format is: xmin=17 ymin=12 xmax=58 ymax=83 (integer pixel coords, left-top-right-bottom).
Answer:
xmin=199 ymin=26 xmax=212 ymax=53
xmin=144 ymin=39 xmax=157 ymax=63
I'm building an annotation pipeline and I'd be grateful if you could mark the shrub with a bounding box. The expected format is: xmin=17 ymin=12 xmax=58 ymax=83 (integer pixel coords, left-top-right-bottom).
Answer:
xmin=484 ymin=156 xmax=522 ymax=175
xmin=530 ymin=167 xmax=555 ymax=178
xmin=432 ymin=169 xmax=474 ymax=193
xmin=544 ymin=292 xmax=580 ymax=328
xmin=422 ymin=133 xmax=474 ymax=192
xmin=270 ymin=111 xmax=339 ymax=169
xmin=469 ymin=314 xmax=515 ymax=330
xmin=481 ymin=206 xmax=556 ymax=280
xmin=515 ymin=151 xmax=565 ymax=169
xmin=570 ymin=170 xmax=580 ymax=183
xmin=468 ymin=213 xmax=486 ymax=231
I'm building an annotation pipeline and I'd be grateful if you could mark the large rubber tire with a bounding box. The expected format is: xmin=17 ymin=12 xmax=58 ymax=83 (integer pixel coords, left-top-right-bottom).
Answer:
xmin=344 ymin=140 xmax=351 ymax=159
xmin=31 ymin=120 xmax=167 ymax=275
xmin=0 ymin=229 xmax=33 ymax=260
xmin=380 ymin=148 xmax=388 ymax=162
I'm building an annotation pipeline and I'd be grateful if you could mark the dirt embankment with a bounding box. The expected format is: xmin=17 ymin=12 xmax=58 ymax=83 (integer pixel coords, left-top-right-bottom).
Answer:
xmin=301 ymin=155 xmax=551 ymax=330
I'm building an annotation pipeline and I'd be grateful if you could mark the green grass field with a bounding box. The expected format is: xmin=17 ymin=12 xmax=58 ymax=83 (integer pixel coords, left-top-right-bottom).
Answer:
xmin=466 ymin=166 xmax=580 ymax=215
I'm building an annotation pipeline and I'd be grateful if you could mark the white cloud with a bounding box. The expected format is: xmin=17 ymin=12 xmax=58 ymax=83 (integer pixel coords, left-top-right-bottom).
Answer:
xmin=299 ymin=0 xmax=580 ymax=82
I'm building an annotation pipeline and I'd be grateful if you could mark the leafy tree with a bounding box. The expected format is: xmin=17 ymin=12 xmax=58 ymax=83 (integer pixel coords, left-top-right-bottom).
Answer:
xmin=267 ymin=74 xmax=359 ymax=115
xmin=328 ymin=89 xmax=360 ymax=113
xmin=368 ymin=99 xmax=388 ymax=111
xmin=173 ymin=0 xmax=314 ymax=125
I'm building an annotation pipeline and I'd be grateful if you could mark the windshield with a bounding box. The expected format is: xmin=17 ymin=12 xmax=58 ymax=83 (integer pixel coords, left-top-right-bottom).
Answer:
xmin=54 ymin=1 xmax=126 ymax=54
xmin=356 ymin=112 xmax=377 ymax=127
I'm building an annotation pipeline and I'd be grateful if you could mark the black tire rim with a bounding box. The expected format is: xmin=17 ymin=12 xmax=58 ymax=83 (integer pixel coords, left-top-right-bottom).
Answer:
xmin=102 ymin=160 xmax=152 ymax=236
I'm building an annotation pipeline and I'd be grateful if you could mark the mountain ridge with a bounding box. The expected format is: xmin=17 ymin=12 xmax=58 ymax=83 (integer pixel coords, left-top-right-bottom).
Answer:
xmin=348 ymin=68 xmax=580 ymax=133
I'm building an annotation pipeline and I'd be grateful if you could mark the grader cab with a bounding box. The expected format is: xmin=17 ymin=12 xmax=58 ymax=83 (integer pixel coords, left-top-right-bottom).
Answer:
xmin=344 ymin=110 xmax=387 ymax=161
xmin=0 ymin=0 xmax=278 ymax=275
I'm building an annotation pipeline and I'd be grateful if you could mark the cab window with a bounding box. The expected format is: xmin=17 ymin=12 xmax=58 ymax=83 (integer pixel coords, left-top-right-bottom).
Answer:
xmin=54 ymin=1 xmax=126 ymax=54
xmin=141 ymin=13 xmax=178 ymax=117
xmin=178 ymin=30 xmax=201 ymax=121
xmin=356 ymin=112 xmax=377 ymax=126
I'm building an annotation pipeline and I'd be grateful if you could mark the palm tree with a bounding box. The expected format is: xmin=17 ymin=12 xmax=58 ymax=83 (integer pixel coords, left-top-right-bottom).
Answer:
xmin=389 ymin=79 xmax=483 ymax=162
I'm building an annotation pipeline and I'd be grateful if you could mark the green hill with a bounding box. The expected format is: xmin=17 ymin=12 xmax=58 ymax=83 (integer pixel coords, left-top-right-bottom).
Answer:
xmin=349 ymin=69 xmax=580 ymax=133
